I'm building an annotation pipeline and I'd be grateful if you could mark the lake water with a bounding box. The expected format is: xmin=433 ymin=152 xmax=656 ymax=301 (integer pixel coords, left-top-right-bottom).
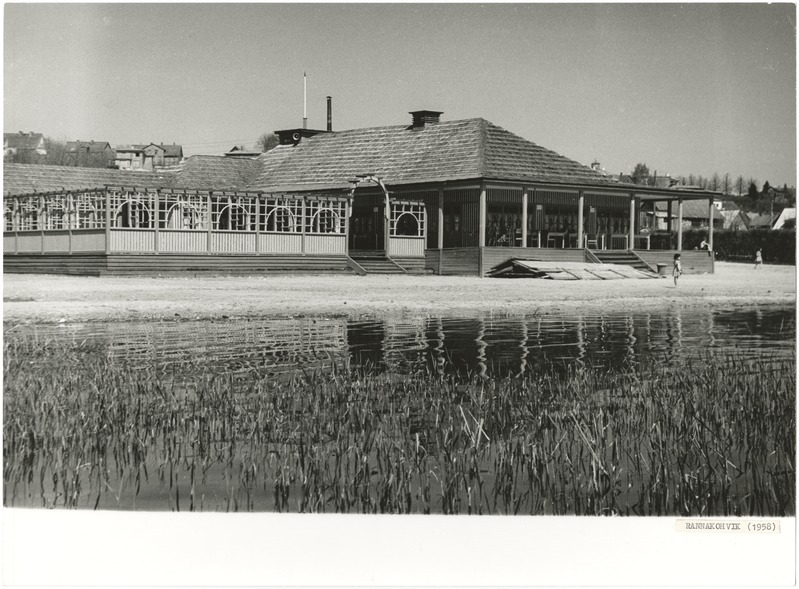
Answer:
xmin=8 ymin=306 xmax=795 ymax=380
xmin=5 ymin=305 xmax=795 ymax=514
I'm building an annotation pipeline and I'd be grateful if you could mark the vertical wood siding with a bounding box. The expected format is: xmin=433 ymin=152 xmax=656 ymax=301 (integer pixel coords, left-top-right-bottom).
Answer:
xmin=71 ymin=230 xmax=107 ymax=252
xmin=258 ymin=233 xmax=303 ymax=253
xmin=443 ymin=188 xmax=480 ymax=247
xmin=159 ymin=230 xmax=207 ymax=253
xmin=388 ymin=236 xmax=425 ymax=257
xmin=486 ymin=187 xmax=523 ymax=205
xmin=110 ymin=229 xmax=156 ymax=252
xmin=16 ymin=234 xmax=43 ymax=252
xmin=584 ymin=193 xmax=630 ymax=209
xmin=533 ymin=190 xmax=579 ymax=206
xmin=439 ymin=247 xmax=480 ymax=275
xmin=424 ymin=249 xmax=441 ymax=273
xmin=304 ymin=234 xmax=346 ymax=254
xmin=210 ymin=232 xmax=256 ymax=253
xmin=3 ymin=234 xmax=16 ymax=253
xmin=43 ymin=231 xmax=71 ymax=252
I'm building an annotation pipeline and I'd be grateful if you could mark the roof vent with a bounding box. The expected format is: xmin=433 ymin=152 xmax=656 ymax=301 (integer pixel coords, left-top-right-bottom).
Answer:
xmin=409 ymin=110 xmax=443 ymax=129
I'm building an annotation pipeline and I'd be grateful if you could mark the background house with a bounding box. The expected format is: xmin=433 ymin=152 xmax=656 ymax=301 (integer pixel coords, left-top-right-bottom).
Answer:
xmin=64 ymin=140 xmax=115 ymax=168
xmin=114 ymin=143 xmax=183 ymax=169
xmin=4 ymin=132 xmax=46 ymax=161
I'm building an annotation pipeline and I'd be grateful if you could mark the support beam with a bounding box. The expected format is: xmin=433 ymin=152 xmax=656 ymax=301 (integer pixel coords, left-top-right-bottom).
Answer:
xmin=105 ymin=191 xmax=111 ymax=254
xmin=478 ymin=185 xmax=487 ymax=248
xmin=628 ymin=195 xmax=636 ymax=250
xmin=154 ymin=190 xmax=160 ymax=254
xmin=521 ymin=188 xmax=528 ymax=247
xmin=677 ymin=198 xmax=683 ymax=251
xmin=708 ymin=197 xmax=714 ymax=251
xmin=666 ymin=200 xmax=673 ymax=233
xmin=577 ymin=191 xmax=584 ymax=248
xmin=207 ymin=192 xmax=213 ymax=253
xmin=437 ymin=187 xmax=444 ymax=249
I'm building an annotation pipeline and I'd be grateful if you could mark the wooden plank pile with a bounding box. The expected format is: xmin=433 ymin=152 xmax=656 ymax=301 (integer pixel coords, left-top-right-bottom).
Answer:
xmin=487 ymin=259 xmax=659 ymax=280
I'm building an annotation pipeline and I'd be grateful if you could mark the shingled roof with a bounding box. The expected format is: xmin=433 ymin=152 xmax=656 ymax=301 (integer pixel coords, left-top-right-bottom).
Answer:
xmin=655 ymin=200 xmax=724 ymax=220
xmin=169 ymin=155 xmax=261 ymax=191
xmin=3 ymin=163 xmax=173 ymax=195
xmin=250 ymin=118 xmax=617 ymax=192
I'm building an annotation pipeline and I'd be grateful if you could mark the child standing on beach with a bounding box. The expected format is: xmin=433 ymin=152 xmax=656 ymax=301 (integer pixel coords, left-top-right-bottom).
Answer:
xmin=754 ymin=248 xmax=763 ymax=269
xmin=673 ymin=253 xmax=682 ymax=286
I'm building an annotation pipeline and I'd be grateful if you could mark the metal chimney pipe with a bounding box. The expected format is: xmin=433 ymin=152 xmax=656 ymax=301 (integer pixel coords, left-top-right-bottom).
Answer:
xmin=326 ymin=96 xmax=332 ymax=132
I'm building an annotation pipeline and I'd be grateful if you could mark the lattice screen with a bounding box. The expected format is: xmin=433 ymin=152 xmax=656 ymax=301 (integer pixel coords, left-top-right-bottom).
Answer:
xmin=389 ymin=202 xmax=425 ymax=237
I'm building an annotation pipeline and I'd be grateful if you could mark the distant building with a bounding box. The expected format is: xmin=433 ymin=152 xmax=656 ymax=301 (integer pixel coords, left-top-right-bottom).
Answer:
xmin=721 ymin=209 xmax=750 ymax=231
xmin=114 ymin=143 xmax=183 ymax=170
xmin=4 ymin=132 xmax=46 ymax=159
xmin=224 ymin=145 xmax=262 ymax=158
xmin=64 ymin=140 xmax=115 ymax=168
xmin=747 ymin=213 xmax=780 ymax=230
xmin=652 ymin=200 xmax=724 ymax=231
xmin=772 ymin=207 xmax=796 ymax=230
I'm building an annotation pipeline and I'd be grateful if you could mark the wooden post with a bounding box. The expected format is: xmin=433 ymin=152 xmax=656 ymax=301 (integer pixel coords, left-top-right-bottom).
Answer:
xmin=628 ymin=195 xmax=635 ymax=250
xmin=67 ymin=192 xmax=73 ymax=254
xmin=154 ymin=190 xmax=160 ymax=254
xmin=478 ymin=185 xmax=486 ymax=248
xmin=207 ymin=192 xmax=213 ymax=253
xmin=666 ymin=200 xmax=673 ymax=233
xmin=301 ymin=197 xmax=307 ymax=254
xmin=105 ymin=190 xmax=111 ymax=254
xmin=708 ymin=197 xmax=714 ymax=251
xmin=14 ymin=197 xmax=19 ymax=254
xmin=384 ymin=192 xmax=390 ymax=254
xmin=437 ymin=187 xmax=444 ymax=249
xmin=677 ymin=198 xmax=683 ymax=251
xmin=521 ymin=188 xmax=528 ymax=248
xmin=40 ymin=195 xmax=45 ymax=254
xmin=255 ymin=194 xmax=261 ymax=254
xmin=577 ymin=191 xmax=584 ymax=248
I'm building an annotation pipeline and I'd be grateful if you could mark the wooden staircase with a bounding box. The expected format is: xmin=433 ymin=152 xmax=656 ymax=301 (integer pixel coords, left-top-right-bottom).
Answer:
xmin=348 ymin=251 xmax=407 ymax=275
xmin=592 ymin=250 xmax=657 ymax=274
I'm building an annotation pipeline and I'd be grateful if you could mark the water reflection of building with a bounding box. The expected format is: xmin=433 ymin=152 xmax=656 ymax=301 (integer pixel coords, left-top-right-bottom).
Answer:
xmin=52 ymin=319 xmax=350 ymax=377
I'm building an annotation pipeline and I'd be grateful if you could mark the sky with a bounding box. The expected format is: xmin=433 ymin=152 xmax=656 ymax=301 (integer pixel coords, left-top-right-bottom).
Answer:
xmin=4 ymin=3 xmax=796 ymax=186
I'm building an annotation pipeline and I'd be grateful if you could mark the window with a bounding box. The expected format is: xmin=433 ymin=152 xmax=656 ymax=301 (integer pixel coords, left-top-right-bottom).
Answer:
xmin=45 ymin=195 xmax=69 ymax=230
xmin=17 ymin=197 xmax=39 ymax=231
xmin=389 ymin=202 xmax=425 ymax=237
xmin=261 ymin=197 xmax=302 ymax=233
xmin=110 ymin=190 xmax=155 ymax=229
xmin=73 ymin=192 xmax=107 ymax=229
xmin=159 ymin=193 xmax=207 ymax=230
xmin=306 ymin=200 xmax=346 ymax=234
xmin=211 ymin=195 xmax=256 ymax=231
xmin=4 ymin=200 xmax=15 ymax=231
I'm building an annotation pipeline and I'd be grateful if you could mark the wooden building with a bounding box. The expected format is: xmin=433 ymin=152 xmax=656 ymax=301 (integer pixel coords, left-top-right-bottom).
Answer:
xmin=4 ymin=110 xmax=719 ymax=276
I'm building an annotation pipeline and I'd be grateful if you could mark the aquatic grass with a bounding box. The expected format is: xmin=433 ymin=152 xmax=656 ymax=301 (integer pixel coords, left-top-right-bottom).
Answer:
xmin=3 ymin=335 xmax=795 ymax=515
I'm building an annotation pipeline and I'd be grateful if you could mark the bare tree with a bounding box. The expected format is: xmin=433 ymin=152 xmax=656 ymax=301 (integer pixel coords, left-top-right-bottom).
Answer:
xmin=709 ymin=173 xmax=720 ymax=192
xmin=735 ymin=175 xmax=745 ymax=197
xmin=722 ymin=173 xmax=731 ymax=195
xmin=255 ymin=132 xmax=279 ymax=153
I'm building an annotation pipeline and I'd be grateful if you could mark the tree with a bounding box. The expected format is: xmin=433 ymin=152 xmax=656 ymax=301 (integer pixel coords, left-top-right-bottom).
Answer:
xmin=735 ymin=176 xmax=745 ymax=196
xmin=688 ymin=174 xmax=696 ymax=186
xmin=631 ymin=163 xmax=649 ymax=184
xmin=255 ymin=132 xmax=279 ymax=153
xmin=722 ymin=173 xmax=731 ymax=196
xmin=748 ymin=181 xmax=759 ymax=200
xmin=762 ymin=180 xmax=771 ymax=195
xmin=709 ymin=173 xmax=720 ymax=192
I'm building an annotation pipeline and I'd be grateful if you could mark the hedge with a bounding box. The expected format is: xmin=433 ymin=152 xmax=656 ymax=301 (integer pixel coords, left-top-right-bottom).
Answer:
xmin=669 ymin=228 xmax=795 ymax=264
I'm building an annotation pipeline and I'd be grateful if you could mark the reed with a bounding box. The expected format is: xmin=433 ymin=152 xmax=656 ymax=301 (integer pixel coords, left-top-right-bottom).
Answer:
xmin=3 ymin=336 xmax=794 ymax=515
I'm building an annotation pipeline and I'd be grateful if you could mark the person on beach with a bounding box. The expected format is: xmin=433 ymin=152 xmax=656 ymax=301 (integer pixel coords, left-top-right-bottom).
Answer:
xmin=755 ymin=248 xmax=763 ymax=270
xmin=673 ymin=253 xmax=682 ymax=286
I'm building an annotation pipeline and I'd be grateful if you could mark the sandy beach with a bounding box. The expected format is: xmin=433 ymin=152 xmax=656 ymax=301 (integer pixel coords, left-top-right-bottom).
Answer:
xmin=2 ymin=262 xmax=795 ymax=324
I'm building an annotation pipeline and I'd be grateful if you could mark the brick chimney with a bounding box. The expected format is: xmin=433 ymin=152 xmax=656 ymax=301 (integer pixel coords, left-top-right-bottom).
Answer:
xmin=409 ymin=110 xmax=443 ymax=129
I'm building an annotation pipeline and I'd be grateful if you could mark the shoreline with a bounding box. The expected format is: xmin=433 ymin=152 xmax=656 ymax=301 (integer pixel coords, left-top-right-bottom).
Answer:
xmin=3 ymin=262 xmax=795 ymax=324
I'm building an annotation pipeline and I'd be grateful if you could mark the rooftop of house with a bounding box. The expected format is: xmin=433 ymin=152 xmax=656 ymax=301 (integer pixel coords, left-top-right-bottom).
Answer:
xmin=3 ymin=163 xmax=172 ymax=195
xmin=65 ymin=140 xmax=113 ymax=153
xmin=4 ymin=132 xmax=45 ymax=149
xmin=747 ymin=213 xmax=779 ymax=228
xmin=654 ymin=200 xmax=725 ymax=220
xmin=250 ymin=116 xmax=620 ymax=192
